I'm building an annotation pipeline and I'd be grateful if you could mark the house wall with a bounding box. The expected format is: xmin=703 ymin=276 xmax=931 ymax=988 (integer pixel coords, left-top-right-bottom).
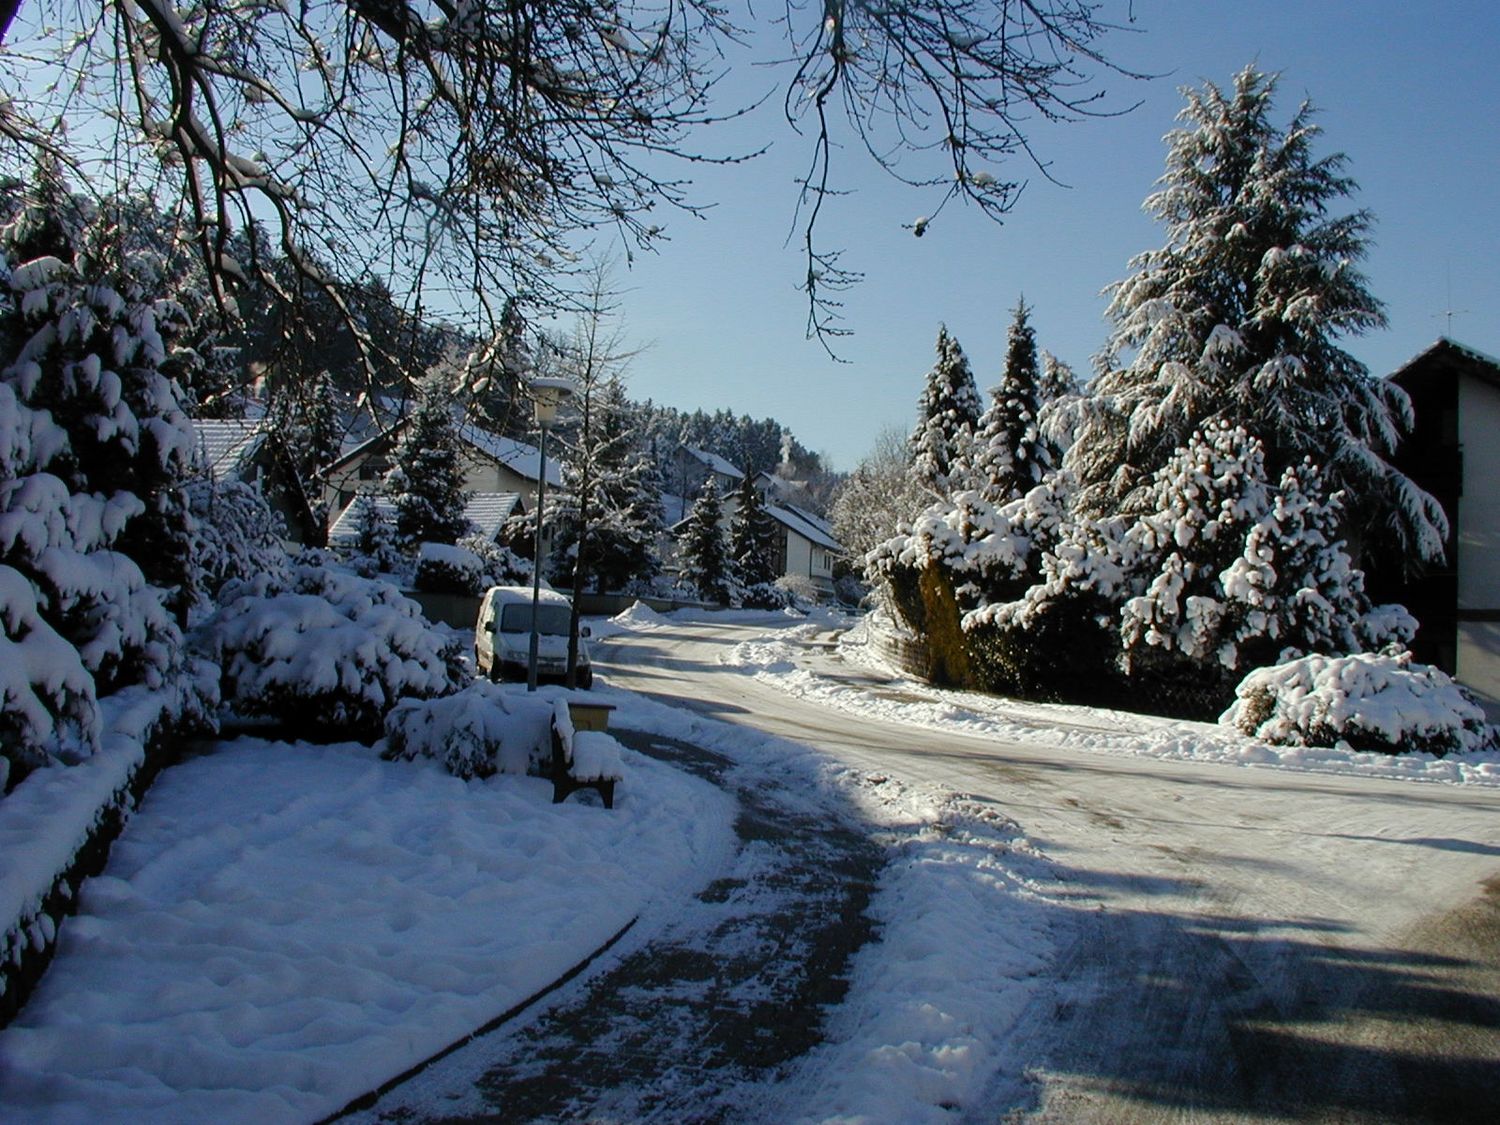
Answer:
xmin=459 ymin=448 xmax=537 ymax=503
xmin=1456 ymin=377 xmax=1500 ymax=716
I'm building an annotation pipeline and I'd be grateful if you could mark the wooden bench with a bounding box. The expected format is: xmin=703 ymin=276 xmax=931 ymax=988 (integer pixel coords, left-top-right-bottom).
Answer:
xmin=543 ymin=701 xmax=623 ymax=809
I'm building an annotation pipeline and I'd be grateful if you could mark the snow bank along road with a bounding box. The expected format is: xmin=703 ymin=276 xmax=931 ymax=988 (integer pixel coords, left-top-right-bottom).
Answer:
xmin=596 ymin=618 xmax=1500 ymax=1123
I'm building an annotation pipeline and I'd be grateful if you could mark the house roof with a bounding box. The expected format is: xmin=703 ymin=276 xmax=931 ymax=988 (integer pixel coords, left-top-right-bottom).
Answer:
xmin=192 ymin=419 xmax=267 ymax=478
xmin=458 ymin=424 xmax=563 ymax=487
xmin=463 ymin=492 xmax=524 ymax=540
xmin=327 ymin=492 xmax=396 ymax=546
xmin=1388 ymin=337 xmax=1500 ymax=392
xmin=328 ymin=491 xmax=523 ymax=545
xmin=766 ymin=503 xmax=841 ymax=552
xmin=324 ymin=410 xmax=562 ymax=488
xmin=683 ymin=446 xmax=744 ymax=481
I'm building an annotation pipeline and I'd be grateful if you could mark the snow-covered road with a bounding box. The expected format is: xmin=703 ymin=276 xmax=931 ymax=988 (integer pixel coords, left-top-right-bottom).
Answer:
xmin=596 ymin=616 xmax=1500 ymax=1122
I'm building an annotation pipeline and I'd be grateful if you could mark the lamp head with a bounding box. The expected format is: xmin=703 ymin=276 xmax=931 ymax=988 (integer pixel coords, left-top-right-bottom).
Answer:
xmin=529 ymin=376 xmax=575 ymax=429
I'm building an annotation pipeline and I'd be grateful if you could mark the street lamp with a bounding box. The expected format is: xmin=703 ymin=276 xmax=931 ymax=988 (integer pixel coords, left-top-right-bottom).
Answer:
xmin=527 ymin=375 xmax=574 ymax=691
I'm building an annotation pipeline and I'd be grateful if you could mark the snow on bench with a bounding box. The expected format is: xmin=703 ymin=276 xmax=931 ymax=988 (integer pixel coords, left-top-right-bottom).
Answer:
xmin=546 ymin=700 xmax=622 ymax=809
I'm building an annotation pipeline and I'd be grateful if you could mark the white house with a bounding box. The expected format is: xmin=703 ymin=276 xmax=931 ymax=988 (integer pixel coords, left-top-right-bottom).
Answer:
xmin=668 ymin=457 xmax=845 ymax=600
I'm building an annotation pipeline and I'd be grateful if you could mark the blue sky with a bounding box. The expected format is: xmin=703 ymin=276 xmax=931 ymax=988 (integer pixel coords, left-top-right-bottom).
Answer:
xmin=607 ymin=1 xmax=1500 ymax=470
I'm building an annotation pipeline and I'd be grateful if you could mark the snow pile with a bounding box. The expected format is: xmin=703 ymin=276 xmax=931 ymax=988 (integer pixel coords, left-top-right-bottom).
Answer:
xmin=1223 ymin=651 xmax=1495 ymax=757
xmin=612 ymin=600 xmax=668 ymax=629
xmin=200 ymin=562 xmax=467 ymax=740
xmin=0 ymin=735 xmax=735 ymax=1123
xmin=382 ymin=681 xmax=551 ymax=779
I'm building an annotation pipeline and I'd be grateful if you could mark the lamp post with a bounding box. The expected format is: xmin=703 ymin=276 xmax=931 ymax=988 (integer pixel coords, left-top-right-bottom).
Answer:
xmin=527 ymin=376 xmax=574 ymax=691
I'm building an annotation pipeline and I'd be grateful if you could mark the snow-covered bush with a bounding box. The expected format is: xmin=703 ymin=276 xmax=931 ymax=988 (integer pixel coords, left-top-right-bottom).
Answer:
xmin=1223 ymin=651 xmax=1494 ymax=757
xmin=182 ymin=477 xmax=288 ymax=612
xmin=774 ymin=573 xmax=819 ymax=609
xmin=740 ymin=580 xmax=793 ymax=610
xmin=201 ymin=563 xmax=468 ymax=740
xmin=383 ymin=681 xmax=546 ymax=780
xmin=0 ymin=564 xmax=100 ymax=782
xmin=457 ymin=534 xmax=530 ymax=587
xmin=413 ymin=541 xmax=486 ymax=596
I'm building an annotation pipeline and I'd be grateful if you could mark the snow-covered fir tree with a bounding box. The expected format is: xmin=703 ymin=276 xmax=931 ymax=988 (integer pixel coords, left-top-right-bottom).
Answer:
xmin=730 ymin=473 xmax=781 ymax=589
xmin=677 ymin=476 xmax=733 ymax=604
xmin=390 ymin=377 xmax=469 ymax=546
xmin=909 ymin=325 xmax=982 ymax=495
xmin=0 ymin=172 xmax=213 ymax=787
xmin=1069 ymin=65 xmax=1446 ymax=566
xmin=969 ymin=299 xmax=1053 ymax=503
xmin=550 ymin=375 xmax=657 ymax=594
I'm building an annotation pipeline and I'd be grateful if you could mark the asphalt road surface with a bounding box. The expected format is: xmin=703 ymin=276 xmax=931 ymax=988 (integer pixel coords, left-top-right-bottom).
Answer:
xmin=595 ymin=619 xmax=1500 ymax=1124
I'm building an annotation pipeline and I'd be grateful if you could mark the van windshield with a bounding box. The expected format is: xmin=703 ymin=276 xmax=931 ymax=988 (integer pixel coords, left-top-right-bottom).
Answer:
xmin=499 ymin=603 xmax=571 ymax=636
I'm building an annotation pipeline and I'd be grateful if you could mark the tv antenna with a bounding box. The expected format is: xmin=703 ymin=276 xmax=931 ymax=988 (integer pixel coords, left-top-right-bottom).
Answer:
xmin=1434 ymin=265 xmax=1470 ymax=336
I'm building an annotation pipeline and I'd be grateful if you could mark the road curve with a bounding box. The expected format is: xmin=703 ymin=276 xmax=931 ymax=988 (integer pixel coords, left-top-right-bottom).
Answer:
xmin=596 ymin=619 xmax=1500 ymax=1123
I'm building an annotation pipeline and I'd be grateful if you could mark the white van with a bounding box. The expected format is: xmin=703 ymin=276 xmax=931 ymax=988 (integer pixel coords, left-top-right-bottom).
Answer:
xmin=475 ymin=585 xmax=593 ymax=688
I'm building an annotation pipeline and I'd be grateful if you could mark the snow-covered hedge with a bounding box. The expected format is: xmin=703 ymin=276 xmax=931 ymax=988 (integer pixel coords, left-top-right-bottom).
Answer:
xmin=383 ymin=682 xmax=551 ymax=780
xmin=201 ymin=563 xmax=468 ymax=740
xmin=413 ymin=541 xmax=486 ymax=596
xmin=1222 ymin=651 xmax=1495 ymax=757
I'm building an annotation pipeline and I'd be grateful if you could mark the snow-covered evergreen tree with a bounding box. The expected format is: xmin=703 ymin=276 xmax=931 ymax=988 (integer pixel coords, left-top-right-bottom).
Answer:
xmin=0 ymin=172 xmax=213 ymax=786
xmin=390 ymin=377 xmax=469 ymax=546
xmin=1070 ymin=65 xmax=1445 ymax=566
xmin=677 ymin=476 xmax=732 ymax=604
xmin=550 ymin=375 xmax=651 ymax=593
xmin=970 ymin=299 xmax=1052 ymax=503
xmin=909 ymin=325 xmax=982 ymax=494
xmin=730 ymin=473 xmax=781 ymax=589
xmin=346 ymin=487 xmax=404 ymax=576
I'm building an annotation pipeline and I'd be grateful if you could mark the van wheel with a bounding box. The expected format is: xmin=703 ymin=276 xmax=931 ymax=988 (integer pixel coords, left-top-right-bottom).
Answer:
xmin=487 ymin=658 xmax=502 ymax=683
xmin=578 ymin=668 xmax=593 ymax=690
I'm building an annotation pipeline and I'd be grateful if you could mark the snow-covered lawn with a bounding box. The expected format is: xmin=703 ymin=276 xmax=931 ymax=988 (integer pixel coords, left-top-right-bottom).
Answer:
xmin=710 ymin=612 xmax=1500 ymax=786
xmin=0 ymin=728 xmax=735 ymax=1123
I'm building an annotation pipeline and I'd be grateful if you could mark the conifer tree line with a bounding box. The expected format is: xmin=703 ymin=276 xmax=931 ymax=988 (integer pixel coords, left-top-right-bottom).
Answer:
xmin=859 ymin=65 xmax=1446 ymax=719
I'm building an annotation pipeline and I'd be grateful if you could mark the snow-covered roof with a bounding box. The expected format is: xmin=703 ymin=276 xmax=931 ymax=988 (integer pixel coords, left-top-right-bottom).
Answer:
xmin=463 ymin=492 xmax=523 ymax=540
xmin=458 ymin=425 xmax=563 ymax=487
xmin=767 ymin=504 xmax=841 ymax=552
xmin=683 ymin=446 xmax=744 ymax=481
xmin=327 ymin=493 xmax=396 ymax=545
xmin=192 ymin=419 xmax=267 ymax=478
xmin=1388 ymin=337 xmax=1500 ymax=389
xmin=783 ymin=502 xmax=837 ymax=541
xmin=328 ymin=491 xmax=522 ymax=545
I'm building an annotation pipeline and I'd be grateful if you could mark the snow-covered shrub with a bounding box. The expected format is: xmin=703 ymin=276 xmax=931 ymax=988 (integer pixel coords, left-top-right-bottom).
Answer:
xmin=0 ymin=564 xmax=100 ymax=783
xmin=182 ymin=476 xmax=288 ymax=612
xmin=1222 ymin=651 xmax=1494 ymax=757
xmin=201 ymin=563 xmax=468 ymax=740
xmin=774 ymin=573 xmax=819 ymax=609
xmin=739 ymin=580 xmax=793 ymax=610
xmin=383 ymin=681 xmax=544 ymax=780
xmin=413 ymin=541 xmax=486 ymax=596
xmin=457 ymin=533 xmax=530 ymax=587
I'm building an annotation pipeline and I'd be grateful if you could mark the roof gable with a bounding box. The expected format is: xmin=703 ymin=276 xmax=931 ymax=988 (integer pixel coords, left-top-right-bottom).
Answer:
xmin=1388 ymin=337 xmax=1500 ymax=393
